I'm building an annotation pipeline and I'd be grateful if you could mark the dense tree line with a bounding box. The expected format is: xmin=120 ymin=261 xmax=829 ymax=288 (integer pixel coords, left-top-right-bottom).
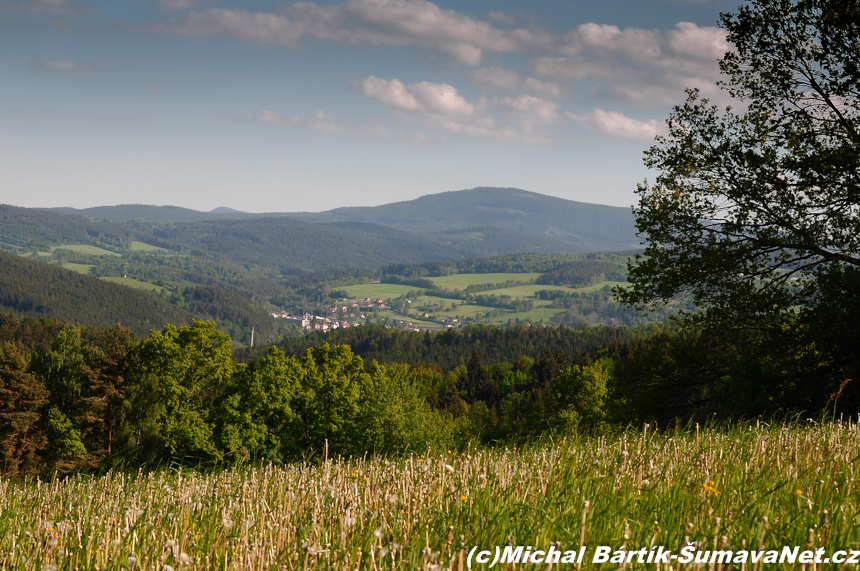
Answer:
xmin=536 ymin=260 xmax=627 ymax=286
xmin=263 ymin=323 xmax=666 ymax=372
xmin=2 ymin=313 xmax=856 ymax=475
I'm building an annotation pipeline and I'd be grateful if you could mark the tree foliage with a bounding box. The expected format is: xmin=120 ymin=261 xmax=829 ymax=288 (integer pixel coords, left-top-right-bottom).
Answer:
xmin=621 ymin=0 xmax=860 ymax=330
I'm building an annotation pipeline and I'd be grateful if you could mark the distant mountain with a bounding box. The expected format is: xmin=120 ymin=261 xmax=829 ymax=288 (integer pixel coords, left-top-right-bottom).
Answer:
xmin=45 ymin=187 xmax=640 ymax=251
xmin=45 ymin=204 xmax=256 ymax=222
xmin=0 ymin=250 xmax=195 ymax=337
xmin=293 ymin=188 xmax=638 ymax=250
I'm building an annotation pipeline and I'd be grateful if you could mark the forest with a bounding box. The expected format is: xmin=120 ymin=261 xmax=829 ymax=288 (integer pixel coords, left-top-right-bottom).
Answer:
xmin=2 ymin=310 xmax=856 ymax=475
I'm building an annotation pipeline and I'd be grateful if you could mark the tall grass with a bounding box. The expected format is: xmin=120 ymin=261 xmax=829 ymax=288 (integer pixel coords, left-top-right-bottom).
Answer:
xmin=1 ymin=420 xmax=858 ymax=570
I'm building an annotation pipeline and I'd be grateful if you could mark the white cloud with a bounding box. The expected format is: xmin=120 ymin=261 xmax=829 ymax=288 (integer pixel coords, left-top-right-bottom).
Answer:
xmin=143 ymin=0 xmax=548 ymax=65
xmin=247 ymin=109 xmax=430 ymax=144
xmin=531 ymin=21 xmax=729 ymax=107
xmin=569 ymin=109 xmax=662 ymax=140
xmin=354 ymin=76 xmax=422 ymax=110
xmin=33 ymin=59 xmax=97 ymax=72
xmin=147 ymin=9 xmax=304 ymax=47
xmin=354 ymin=75 xmax=564 ymax=143
xmin=408 ymin=81 xmax=474 ymax=116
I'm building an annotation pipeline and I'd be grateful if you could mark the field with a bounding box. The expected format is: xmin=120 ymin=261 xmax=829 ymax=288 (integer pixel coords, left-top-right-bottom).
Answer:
xmin=1 ymin=422 xmax=857 ymax=570
xmin=52 ymin=244 xmax=121 ymax=257
xmin=426 ymin=272 xmax=542 ymax=289
xmin=341 ymin=283 xmax=417 ymax=299
xmin=342 ymin=280 xmax=632 ymax=328
xmin=129 ymin=241 xmax=168 ymax=252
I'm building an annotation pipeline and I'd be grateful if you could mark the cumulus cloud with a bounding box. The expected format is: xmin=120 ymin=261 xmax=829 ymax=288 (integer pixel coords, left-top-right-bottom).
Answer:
xmin=142 ymin=0 xmax=548 ymax=64
xmin=32 ymin=59 xmax=98 ymax=72
xmin=247 ymin=109 xmax=430 ymax=144
xmin=139 ymin=1 xmax=728 ymax=107
xmin=146 ymin=9 xmax=304 ymax=47
xmin=531 ymin=21 xmax=729 ymax=106
xmin=354 ymin=75 xmax=564 ymax=143
xmin=568 ymin=109 xmax=662 ymax=140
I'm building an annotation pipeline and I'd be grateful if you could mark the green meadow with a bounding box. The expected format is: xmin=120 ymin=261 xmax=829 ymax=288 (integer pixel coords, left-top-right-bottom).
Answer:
xmin=0 ymin=422 xmax=854 ymax=570
xmin=129 ymin=240 xmax=168 ymax=252
xmin=52 ymin=244 xmax=121 ymax=256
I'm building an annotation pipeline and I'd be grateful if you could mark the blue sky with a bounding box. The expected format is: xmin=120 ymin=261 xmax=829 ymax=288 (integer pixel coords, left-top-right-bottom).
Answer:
xmin=0 ymin=0 xmax=738 ymax=212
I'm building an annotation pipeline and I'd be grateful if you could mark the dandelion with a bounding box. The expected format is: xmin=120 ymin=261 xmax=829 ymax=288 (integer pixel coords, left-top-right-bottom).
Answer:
xmin=444 ymin=464 xmax=455 ymax=473
xmin=373 ymin=527 xmax=383 ymax=539
xmin=127 ymin=556 xmax=138 ymax=568
xmin=797 ymin=490 xmax=804 ymax=495
xmin=178 ymin=552 xmax=190 ymax=565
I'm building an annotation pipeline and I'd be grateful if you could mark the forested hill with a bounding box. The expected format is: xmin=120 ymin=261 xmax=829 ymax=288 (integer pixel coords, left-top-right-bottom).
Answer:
xmin=0 ymin=251 xmax=194 ymax=337
xmin=294 ymin=188 xmax=638 ymax=249
xmin=43 ymin=187 xmax=639 ymax=252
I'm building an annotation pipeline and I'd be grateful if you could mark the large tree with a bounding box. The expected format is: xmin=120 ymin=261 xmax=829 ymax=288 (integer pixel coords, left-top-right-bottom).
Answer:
xmin=621 ymin=0 xmax=859 ymax=324
xmin=619 ymin=0 xmax=860 ymax=412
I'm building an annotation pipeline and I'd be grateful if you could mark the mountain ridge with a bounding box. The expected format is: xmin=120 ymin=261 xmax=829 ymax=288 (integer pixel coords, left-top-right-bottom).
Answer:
xmin=43 ymin=187 xmax=639 ymax=251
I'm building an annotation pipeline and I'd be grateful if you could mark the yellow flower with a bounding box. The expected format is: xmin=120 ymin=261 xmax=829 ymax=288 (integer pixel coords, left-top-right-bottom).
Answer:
xmin=461 ymin=495 xmax=467 ymax=501
xmin=797 ymin=490 xmax=803 ymax=495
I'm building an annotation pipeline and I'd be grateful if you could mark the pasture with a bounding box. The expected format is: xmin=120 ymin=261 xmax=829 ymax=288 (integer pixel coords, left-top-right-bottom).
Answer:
xmin=52 ymin=244 xmax=121 ymax=257
xmin=0 ymin=422 xmax=855 ymax=570
xmin=129 ymin=241 xmax=168 ymax=252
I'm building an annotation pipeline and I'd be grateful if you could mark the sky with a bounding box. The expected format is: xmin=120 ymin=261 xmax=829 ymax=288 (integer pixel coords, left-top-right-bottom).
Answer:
xmin=0 ymin=0 xmax=739 ymax=212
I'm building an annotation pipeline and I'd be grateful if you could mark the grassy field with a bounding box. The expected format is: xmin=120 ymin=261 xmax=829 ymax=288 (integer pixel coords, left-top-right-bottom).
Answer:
xmin=52 ymin=244 xmax=121 ymax=256
xmin=61 ymin=263 xmax=95 ymax=275
xmin=129 ymin=240 xmax=168 ymax=252
xmin=102 ymin=276 xmax=163 ymax=292
xmin=427 ymin=272 xmax=541 ymax=289
xmin=1 ymin=422 xmax=857 ymax=570
xmin=341 ymin=283 xmax=417 ymax=299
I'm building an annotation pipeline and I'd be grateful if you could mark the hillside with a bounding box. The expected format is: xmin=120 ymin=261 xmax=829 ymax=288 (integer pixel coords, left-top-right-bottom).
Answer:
xmin=292 ymin=188 xmax=638 ymax=249
xmin=43 ymin=188 xmax=640 ymax=253
xmin=0 ymin=250 xmax=195 ymax=337
xmin=46 ymin=204 xmax=258 ymax=222
xmin=0 ymin=204 xmax=127 ymax=252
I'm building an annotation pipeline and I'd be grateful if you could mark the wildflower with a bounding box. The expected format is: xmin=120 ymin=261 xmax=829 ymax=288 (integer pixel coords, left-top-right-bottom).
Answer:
xmin=163 ymin=566 xmax=175 ymax=571
xmin=178 ymin=553 xmax=190 ymax=565
xmin=461 ymin=495 xmax=467 ymax=501
xmin=222 ymin=516 xmax=233 ymax=529
xmin=127 ymin=556 xmax=138 ymax=568
xmin=444 ymin=464 xmax=455 ymax=473
xmin=373 ymin=527 xmax=383 ymax=539
xmin=797 ymin=490 xmax=804 ymax=495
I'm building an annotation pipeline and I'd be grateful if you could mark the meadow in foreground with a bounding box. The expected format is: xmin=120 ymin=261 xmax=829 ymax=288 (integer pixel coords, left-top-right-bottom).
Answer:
xmin=0 ymin=421 xmax=858 ymax=570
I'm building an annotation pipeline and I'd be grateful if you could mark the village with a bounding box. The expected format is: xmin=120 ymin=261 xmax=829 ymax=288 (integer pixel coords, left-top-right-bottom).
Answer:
xmin=271 ymin=296 xmax=445 ymax=332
